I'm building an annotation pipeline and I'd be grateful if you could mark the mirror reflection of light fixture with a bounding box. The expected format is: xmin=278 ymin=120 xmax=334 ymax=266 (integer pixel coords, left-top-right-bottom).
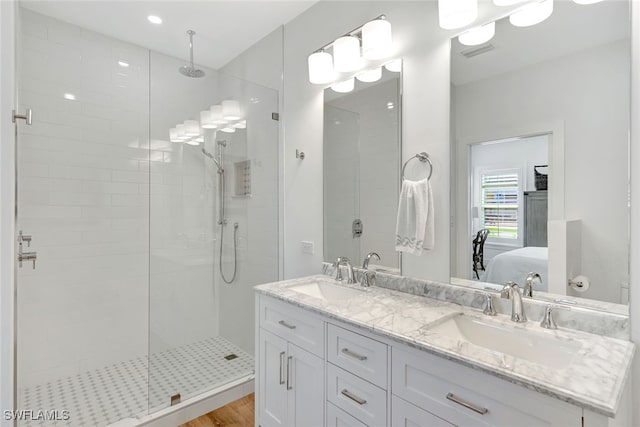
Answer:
xmin=331 ymin=78 xmax=355 ymax=93
xmin=200 ymin=110 xmax=217 ymax=129
xmin=362 ymin=18 xmax=392 ymax=60
xmin=509 ymin=0 xmax=554 ymax=27
xmin=458 ymin=22 xmax=496 ymax=46
xmin=308 ymin=50 xmax=335 ymax=84
xmin=175 ymin=124 xmax=189 ymax=141
xmin=169 ymin=127 xmax=181 ymax=142
xmin=183 ymin=120 xmax=200 ymax=136
xmin=220 ymin=127 xmax=236 ymax=133
xmin=184 ymin=138 xmax=200 ymax=146
xmin=438 ymin=0 xmax=478 ymax=30
xmin=384 ymin=59 xmax=402 ymax=73
xmin=222 ymin=100 xmax=241 ymax=120
xmin=356 ymin=67 xmax=382 ymax=83
xmin=333 ymin=36 xmax=361 ymax=73
xmin=233 ymin=120 xmax=247 ymax=129
xmin=210 ymin=105 xmax=227 ymax=124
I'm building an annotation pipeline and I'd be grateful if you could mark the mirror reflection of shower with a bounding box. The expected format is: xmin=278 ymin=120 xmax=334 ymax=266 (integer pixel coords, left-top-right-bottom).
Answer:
xmin=203 ymin=141 xmax=238 ymax=284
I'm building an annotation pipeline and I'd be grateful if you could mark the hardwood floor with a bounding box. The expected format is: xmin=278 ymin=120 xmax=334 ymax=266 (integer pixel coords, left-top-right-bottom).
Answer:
xmin=180 ymin=393 xmax=255 ymax=427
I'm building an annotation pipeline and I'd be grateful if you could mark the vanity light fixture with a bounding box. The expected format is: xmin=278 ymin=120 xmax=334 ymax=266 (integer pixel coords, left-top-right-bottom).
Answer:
xmin=362 ymin=17 xmax=392 ymax=60
xmin=175 ymin=124 xmax=189 ymax=141
xmin=220 ymin=127 xmax=236 ymax=133
xmin=169 ymin=127 xmax=180 ymax=142
xmin=308 ymin=50 xmax=335 ymax=84
xmin=333 ymin=36 xmax=362 ymax=73
xmin=200 ymin=110 xmax=217 ymax=129
xmin=384 ymin=59 xmax=402 ymax=73
xmin=438 ymin=0 xmax=478 ymax=30
xmin=459 ymin=22 xmax=496 ymax=46
xmin=184 ymin=138 xmax=200 ymax=146
xmin=356 ymin=67 xmax=382 ymax=83
xmin=233 ymin=120 xmax=247 ymax=129
xmin=331 ymin=78 xmax=355 ymax=93
xmin=307 ymin=15 xmax=393 ymax=85
xmin=63 ymin=93 xmax=76 ymax=100
xmin=118 ymin=61 xmax=130 ymax=67
xmin=183 ymin=120 xmax=200 ymax=137
xmin=222 ymin=100 xmax=241 ymax=120
xmin=509 ymin=0 xmax=554 ymax=27
xmin=210 ymin=105 xmax=227 ymax=124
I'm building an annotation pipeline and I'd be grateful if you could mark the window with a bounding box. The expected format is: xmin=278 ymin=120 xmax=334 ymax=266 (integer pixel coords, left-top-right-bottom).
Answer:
xmin=480 ymin=170 xmax=519 ymax=240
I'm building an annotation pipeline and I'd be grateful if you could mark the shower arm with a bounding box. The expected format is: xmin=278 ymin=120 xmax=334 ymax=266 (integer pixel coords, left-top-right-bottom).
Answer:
xmin=187 ymin=30 xmax=195 ymax=69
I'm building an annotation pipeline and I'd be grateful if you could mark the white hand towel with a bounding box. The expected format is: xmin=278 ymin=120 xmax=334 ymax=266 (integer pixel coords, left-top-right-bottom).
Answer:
xmin=395 ymin=178 xmax=434 ymax=255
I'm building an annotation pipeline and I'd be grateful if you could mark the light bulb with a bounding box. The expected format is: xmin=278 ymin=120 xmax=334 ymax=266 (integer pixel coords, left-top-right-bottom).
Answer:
xmin=333 ymin=36 xmax=361 ymax=73
xmin=331 ymin=78 xmax=355 ymax=93
xmin=385 ymin=59 xmax=402 ymax=73
xmin=308 ymin=51 xmax=335 ymax=84
xmin=438 ymin=0 xmax=478 ymax=30
xmin=200 ymin=110 xmax=217 ymax=129
xmin=362 ymin=19 xmax=392 ymax=60
xmin=458 ymin=22 xmax=496 ymax=46
xmin=356 ymin=67 xmax=382 ymax=83
xmin=509 ymin=0 xmax=553 ymax=27
xmin=222 ymin=100 xmax=241 ymax=120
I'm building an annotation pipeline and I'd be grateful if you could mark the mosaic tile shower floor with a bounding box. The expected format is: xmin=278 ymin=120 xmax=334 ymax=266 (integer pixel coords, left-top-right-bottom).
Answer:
xmin=18 ymin=336 xmax=254 ymax=427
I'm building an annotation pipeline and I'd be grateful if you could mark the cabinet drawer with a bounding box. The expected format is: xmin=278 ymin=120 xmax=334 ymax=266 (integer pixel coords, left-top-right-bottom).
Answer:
xmin=328 ymin=323 xmax=388 ymax=388
xmin=327 ymin=402 xmax=368 ymax=427
xmin=392 ymin=347 xmax=581 ymax=427
xmin=327 ymin=363 xmax=387 ymax=426
xmin=259 ymin=295 xmax=324 ymax=356
xmin=391 ymin=395 xmax=453 ymax=427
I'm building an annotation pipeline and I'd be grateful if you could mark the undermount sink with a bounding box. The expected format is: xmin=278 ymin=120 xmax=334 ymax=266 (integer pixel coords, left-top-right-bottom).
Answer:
xmin=429 ymin=314 xmax=580 ymax=369
xmin=288 ymin=280 xmax=364 ymax=302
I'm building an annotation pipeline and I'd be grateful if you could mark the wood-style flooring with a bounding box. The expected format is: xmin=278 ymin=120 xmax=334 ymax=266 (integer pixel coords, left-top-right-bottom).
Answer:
xmin=180 ymin=393 xmax=255 ymax=427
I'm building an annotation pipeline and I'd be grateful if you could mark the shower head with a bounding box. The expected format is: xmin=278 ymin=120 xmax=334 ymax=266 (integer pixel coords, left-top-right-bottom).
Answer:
xmin=202 ymin=148 xmax=223 ymax=173
xmin=179 ymin=30 xmax=205 ymax=78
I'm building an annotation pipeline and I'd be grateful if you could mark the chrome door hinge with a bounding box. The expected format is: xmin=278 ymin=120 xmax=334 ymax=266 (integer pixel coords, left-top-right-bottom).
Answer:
xmin=12 ymin=108 xmax=32 ymax=125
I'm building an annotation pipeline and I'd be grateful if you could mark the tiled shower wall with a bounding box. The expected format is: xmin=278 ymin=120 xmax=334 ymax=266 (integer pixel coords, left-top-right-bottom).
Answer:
xmin=17 ymin=9 xmax=150 ymax=388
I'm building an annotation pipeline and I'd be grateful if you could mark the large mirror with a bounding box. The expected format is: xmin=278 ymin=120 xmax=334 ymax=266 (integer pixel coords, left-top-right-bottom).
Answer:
xmin=323 ymin=64 xmax=402 ymax=273
xmin=450 ymin=0 xmax=630 ymax=306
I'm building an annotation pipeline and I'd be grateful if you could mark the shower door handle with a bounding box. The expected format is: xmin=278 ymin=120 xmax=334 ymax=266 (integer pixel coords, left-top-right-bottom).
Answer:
xmin=12 ymin=108 xmax=32 ymax=125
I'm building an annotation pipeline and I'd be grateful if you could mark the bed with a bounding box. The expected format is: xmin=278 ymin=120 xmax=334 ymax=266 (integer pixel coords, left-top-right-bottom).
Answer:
xmin=484 ymin=246 xmax=548 ymax=291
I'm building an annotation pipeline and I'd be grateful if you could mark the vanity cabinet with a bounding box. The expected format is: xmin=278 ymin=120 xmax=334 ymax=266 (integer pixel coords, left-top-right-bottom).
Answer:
xmin=256 ymin=293 xmax=603 ymax=427
xmin=257 ymin=298 xmax=325 ymax=427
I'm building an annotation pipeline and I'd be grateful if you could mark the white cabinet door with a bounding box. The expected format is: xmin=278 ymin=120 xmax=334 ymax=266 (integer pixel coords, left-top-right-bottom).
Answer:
xmin=288 ymin=343 xmax=325 ymax=427
xmin=392 ymin=395 xmax=454 ymax=427
xmin=259 ymin=328 xmax=288 ymax=427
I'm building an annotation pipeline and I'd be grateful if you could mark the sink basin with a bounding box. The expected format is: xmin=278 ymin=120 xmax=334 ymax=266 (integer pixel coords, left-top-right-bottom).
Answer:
xmin=288 ymin=280 xmax=364 ymax=302
xmin=429 ymin=314 xmax=580 ymax=369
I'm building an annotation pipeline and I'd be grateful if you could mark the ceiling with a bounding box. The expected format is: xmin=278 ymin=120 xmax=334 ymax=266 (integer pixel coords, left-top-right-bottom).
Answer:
xmin=451 ymin=0 xmax=630 ymax=86
xmin=20 ymin=0 xmax=317 ymax=69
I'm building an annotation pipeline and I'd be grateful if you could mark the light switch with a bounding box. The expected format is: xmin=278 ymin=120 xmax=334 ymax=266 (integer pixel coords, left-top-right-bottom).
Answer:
xmin=301 ymin=241 xmax=314 ymax=254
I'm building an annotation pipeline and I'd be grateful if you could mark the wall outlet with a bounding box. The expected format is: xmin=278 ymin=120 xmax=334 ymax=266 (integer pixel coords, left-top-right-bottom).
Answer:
xmin=301 ymin=241 xmax=314 ymax=254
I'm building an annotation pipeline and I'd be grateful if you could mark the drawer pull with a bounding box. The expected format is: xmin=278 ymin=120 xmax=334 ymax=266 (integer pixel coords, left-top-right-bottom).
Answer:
xmin=341 ymin=348 xmax=367 ymax=361
xmin=341 ymin=389 xmax=367 ymax=405
xmin=279 ymin=351 xmax=286 ymax=385
xmin=278 ymin=320 xmax=297 ymax=329
xmin=446 ymin=393 xmax=488 ymax=415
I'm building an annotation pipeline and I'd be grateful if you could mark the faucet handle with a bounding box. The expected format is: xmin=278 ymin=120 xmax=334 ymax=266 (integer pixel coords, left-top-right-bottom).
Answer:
xmin=540 ymin=304 xmax=572 ymax=329
xmin=482 ymin=292 xmax=497 ymax=316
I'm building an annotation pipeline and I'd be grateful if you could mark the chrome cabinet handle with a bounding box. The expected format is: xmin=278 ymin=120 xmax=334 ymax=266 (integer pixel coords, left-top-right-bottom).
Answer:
xmin=341 ymin=389 xmax=367 ymax=405
xmin=286 ymin=356 xmax=293 ymax=390
xmin=446 ymin=393 xmax=488 ymax=415
xmin=278 ymin=320 xmax=296 ymax=330
xmin=279 ymin=351 xmax=285 ymax=385
xmin=341 ymin=348 xmax=367 ymax=361
xmin=12 ymin=108 xmax=32 ymax=125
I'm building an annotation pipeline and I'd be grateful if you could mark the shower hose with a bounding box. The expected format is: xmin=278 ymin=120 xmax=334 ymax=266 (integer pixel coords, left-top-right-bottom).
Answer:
xmin=219 ymin=221 xmax=238 ymax=284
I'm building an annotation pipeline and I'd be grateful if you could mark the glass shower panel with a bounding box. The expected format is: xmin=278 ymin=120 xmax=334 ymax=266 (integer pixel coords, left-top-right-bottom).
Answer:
xmin=149 ymin=52 xmax=279 ymax=411
xmin=15 ymin=8 xmax=150 ymax=426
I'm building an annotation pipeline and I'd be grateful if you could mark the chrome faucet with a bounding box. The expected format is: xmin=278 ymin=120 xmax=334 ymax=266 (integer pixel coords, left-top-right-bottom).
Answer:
xmin=360 ymin=252 xmax=380 ymax=287
xmin=500 ymin=282 xmax=527 ymax=323
xmin=524 ymin=272 xmax=542 ymax=298
xmin=335 ymin=257 xmax=356 ymax=284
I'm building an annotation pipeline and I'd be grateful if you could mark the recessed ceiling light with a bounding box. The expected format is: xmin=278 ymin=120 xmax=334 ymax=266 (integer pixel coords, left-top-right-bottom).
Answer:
xmin=63 ymin=93 xmax=76 ymax=100
xmin=147 ymin=15 xmax=163 ymax=25
xmin=118 ymin=61 xmax=130 ymax=67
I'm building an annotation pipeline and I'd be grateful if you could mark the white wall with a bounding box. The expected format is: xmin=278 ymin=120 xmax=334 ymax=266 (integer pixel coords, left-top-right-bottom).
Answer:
xmin=0 ymin=1 xmax=16 ymax=424
xmin=454 ymin=40 xmax=629 ymax=303
xmin=280 ymin=1 xmax=452 ymax=281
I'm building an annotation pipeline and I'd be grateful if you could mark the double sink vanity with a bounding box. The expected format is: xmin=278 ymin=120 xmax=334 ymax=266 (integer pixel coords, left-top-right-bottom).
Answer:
xmin=254 ymin=269 xmax=634 ymax=427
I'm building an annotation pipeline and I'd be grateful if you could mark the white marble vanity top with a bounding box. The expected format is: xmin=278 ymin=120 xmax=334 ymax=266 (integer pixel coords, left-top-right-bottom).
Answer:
xmin=255 ymin=275 xmax=635 ymax=417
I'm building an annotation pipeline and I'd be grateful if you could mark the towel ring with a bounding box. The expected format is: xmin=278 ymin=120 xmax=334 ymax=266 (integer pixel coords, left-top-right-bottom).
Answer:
xmin=402 ymin=152 xmax=433 ymax=181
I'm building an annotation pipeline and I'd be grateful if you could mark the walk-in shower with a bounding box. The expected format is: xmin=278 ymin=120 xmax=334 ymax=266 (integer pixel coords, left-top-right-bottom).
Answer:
xmin=203 ymin=141 xmax=239 ymax=284
xmin=13 ymin=7 xmax=280 ymax=426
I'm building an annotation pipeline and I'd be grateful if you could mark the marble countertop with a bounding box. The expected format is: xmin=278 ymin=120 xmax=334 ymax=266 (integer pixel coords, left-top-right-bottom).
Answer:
xmin=255 ymin=275 xmax=635 ymax=418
